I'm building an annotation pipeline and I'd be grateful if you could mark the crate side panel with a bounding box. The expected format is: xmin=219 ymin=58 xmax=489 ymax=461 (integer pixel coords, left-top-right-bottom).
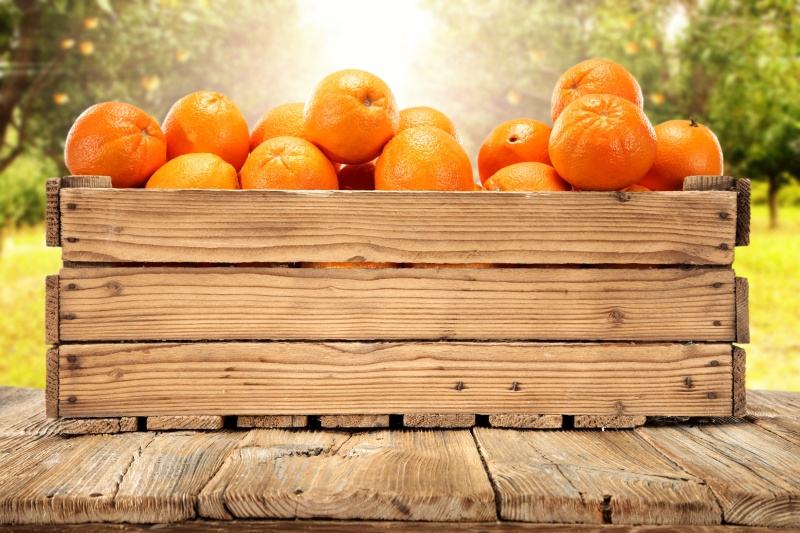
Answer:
xmin=59 ymin=189 xmax=737 ymax=265
xmin=57 ymin=342 xmax=733 ymax=417
xmin=57 ymin=267 xmax=737 ymax=343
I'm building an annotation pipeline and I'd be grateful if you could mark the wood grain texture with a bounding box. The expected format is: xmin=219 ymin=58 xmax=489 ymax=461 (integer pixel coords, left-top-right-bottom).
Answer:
xmin=736 ymin=179 xmax=751 ymax=246
xmin=733 ymin=346 xmax=746 ymax=417
xmin=750 ymin=417 xmax=800 ymax=448
xmin=45 ymin=178 xmax=60 ymax=247
xmin=146 ymin=416 xmax=225 ymax=431
xmin=59 ymin=418 xmax=125 ymax=435
xmin=488 ymin=414 xmax=562 ymax=429
xmin=119 ymin=417 xmax=138 ymax=432
xmin=683 ymin=176 xmax=736 ymax=191
xmin=198 ymin=428 xmax=496 ymax=521
xmin=58 ymin=188 xmax=737 ymax=265
xmin=735 ymin=277 xmax=750 ymax=344
xmin=57 ymin=342 xmax=733 ymax=418
xmin=237 ymin=415 xmax=308 ymax=428
xmin=44 ymin=275 xmax=58 ymax=345
xmin=746 ymin=390 xmax=800 ymax=418
xmin=403 ymin=414 xmax=476 ymax=428
xmin=0 ymin=432 xmax=154 ymax=524
xmin=319 ymin=415 xmax=389 ymax=428
xmin=45 ymin=347 xmax=58 ymax=418
xmin=60 ymin=175 xmax=112 ymax=189
xmin=573 ymin=415 xmax=646 ymax=429
xmin=474 ymin=427 xmax=720 ymax=525
xmin=0 ymin=387 xmax=62 ymax=438
xmin=637 ymin=418 xmax=800 ymax=528
xmin=57 ymin=267 xmax=737 ymax=342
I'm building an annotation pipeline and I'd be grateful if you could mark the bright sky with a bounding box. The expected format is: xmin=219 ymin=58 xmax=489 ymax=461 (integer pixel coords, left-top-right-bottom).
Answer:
xmin=297 ymin=0 xmax=435 ymax=107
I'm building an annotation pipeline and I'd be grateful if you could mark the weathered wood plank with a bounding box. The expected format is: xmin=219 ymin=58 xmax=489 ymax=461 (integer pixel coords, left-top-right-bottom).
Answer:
xmin=198 ymin=429 xmax=496 ymax=521
xmin=488 ymin=414 xmax=562 ymax=429
xmin=0 ymin=432 xmax=154 ymax=524
xmin=0 ymin=387 xmax=61 ymax=437
xmin=237 ymin=415 xmax=308 ymax=428
xmin=474 ymin=427 xmax=720 ymax=524
xmin=146 ymin=416 xmax=225 ymax=431
xmin=403 ymin=414 xmax=476 ymax=428
xmin=637 ymin=418 xmax=800 ymax=528
xmin=318 ymin=415 xmax=389 ymax=428
xmin=45 ymin=178 xmax=60 ymax=247
xmin=736 ymin=179 xmax=751 ymax=246
xmin=60 ymin=175 xmax=112 ymax=189
xmin=750 ymin=417 xmax=800 ymax=448
xmin=44 ymin=275 xmax=58 ymax=346
xmin=57 ymin=342 xmax=733 ymax=418
xmin=735 ymin=277 xmax=749 ymax=344
xmin=59 ymin=417 xmax=135 ymax=435
xmin=747 ymin=390 xmax=800 ymax=418
xmin=733 ymin=346 xmax=746 ymax=417
xmin=58 ymin=188 xmax=737 ymax=265
xmin=45 ymin=348 xmax=59 ymax=418
xmin=683 ymin=176 xmax=736 ymax=191
xmin=573 ymin=415 xmax=646 ymax=429
xmin=57 ymin=267 xmax=737 ymax=342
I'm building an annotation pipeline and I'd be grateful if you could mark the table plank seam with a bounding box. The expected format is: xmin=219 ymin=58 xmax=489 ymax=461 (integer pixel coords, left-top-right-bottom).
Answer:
xmin=111 ymin=435 xmax=156 ymax=506
xmin=469 ymin=428 xmax=502 ymax=520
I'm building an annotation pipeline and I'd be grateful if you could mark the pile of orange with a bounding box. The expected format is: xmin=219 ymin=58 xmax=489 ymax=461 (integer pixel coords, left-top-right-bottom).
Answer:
xmin=64 ymin=60 xmax=723 ymax=193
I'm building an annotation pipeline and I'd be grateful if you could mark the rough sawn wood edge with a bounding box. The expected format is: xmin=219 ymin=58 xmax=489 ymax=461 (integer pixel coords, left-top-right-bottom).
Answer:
xmin=45 ymin=346 xmax=58 ymax=419
xmin=488 ymin=414 xmax=563 ymax=429
xmin=237 ymin=415 xmax=309 ymax=428
xmin=403 ymin=414 xmax=477 ymax=428
xmin=574 ymin=415 xmax=647 ymax=429
xmin=146 ymin=415 xmax=225 ymax=431
xmin=682 ymin=175 xmax=750 ymax=247
xmin=733 ymin=346 xmax=747 ymax=418
xmin=735 ymin=277 xmax=750 ymax=344
xmin=44 ymin=274 xmax=58 ymax=345
xmin=45 ymin=178 xmax=60 ymax=247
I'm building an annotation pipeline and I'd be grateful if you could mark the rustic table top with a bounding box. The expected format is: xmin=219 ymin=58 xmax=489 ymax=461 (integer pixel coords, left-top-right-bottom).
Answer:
xmin=0 ymin=387 xmax=798 ymax=532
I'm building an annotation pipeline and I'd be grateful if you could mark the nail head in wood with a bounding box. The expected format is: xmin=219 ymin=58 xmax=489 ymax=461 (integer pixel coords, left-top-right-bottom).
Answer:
xmin=455 ymin=382 xmax=464 ymax=391
xmin=67 ymin=355 xmax=76 ymax=363
xmin=713 ymin=320 xmax=721 ymax=326
xmin=511 ymin=381 xmax=519 ymax=391
xmin=707 ymin=392 xmax=717 ymax=399
xmin=713 ymin=282 xmax=722 ymax=288
xmin=719 ymin=212 xmax=729 ymax=219
xmin=68 ymin=396 xmax=77 ymax=403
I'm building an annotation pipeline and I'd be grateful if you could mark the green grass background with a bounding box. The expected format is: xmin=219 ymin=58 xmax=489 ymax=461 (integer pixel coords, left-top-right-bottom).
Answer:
xmin=0 ymin=195 xmax=798 ymax=391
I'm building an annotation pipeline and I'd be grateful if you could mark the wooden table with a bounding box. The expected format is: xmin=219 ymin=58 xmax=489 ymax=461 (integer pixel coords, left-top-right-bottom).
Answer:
xmin=0 ymin=387 xmax=798 ymax=532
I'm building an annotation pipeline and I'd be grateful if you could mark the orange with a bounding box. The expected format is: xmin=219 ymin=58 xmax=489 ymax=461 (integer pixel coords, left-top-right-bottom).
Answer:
xmin=250 ymin=102 xmax=305 ymax=151
xmin=473 ymin=182 xmax=483 ymax=191
xmin=637 ymin=119 xmax=723 ymax=191
xmin=620 ymin=184 xmax=651 ymax=192
xmin=301 ymin=262 xmax=397 ymax=268
xmin=404 ymin=263 xmax=497 ymax=268
xmin=304 ymin=69 xmax=399 ymax=164
xmin=483 ymin=162 xmax=571 ymax=192
xmin=551 ymin=59 xmax=643 ymax=122
xmin=163 ymin=91 xmax=250 ymax=171
xmin=240 ymin=136 xmax=338 ymax=190
xmin=375 ymin=126 xmax=473 ymax=191
xmin=64 ymin=102 xmax=166 ymax=188
xmin=338 ymin=162 xmax=375 ymax=190
xmin=549 ymin=94 xmax=657 ymax=191
xmin=398 ymin=106 xmax=462 ymax=143
xmin=145 ymin=153 xmax=238 ymax=189
xmin=478 ymin=119 xmax=552 ymax=184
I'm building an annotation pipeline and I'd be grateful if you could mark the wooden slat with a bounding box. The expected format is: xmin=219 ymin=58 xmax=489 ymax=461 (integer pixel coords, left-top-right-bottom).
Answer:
xmin=44 ymin=275 xmax=58 ymax=345
xmin=237 ymin=415 xmax=308 ymax=428
xmin=58 ymin=188 xmax=737 ymax=265
xmin=683 ymin=176 xmax=736 ymax=191
xmin=733 ymin=346 xmax=746 ymax=417
xmin=45 ymin=178 xmax=60 ymax=247
xmin=488 ymin=414 xmax=562 ymax=429
xmin=736 ymin=179 xmax=751 ymax=246
xmin=146 ymin=416 xmax=224 ymax=431
xmin=45 ymin=347 xmax=59 ymax=418
xmin=474 ymin=427 xmax=721 ymax=524
xmin=197 ymin=429 xmax=496 ymax=521
xmin=637 ymin=419 xmax=800 ymax=528
xmin=57 ymin=267 xmax=737 ymax=342
xmin=61 ymin=175 xmax=112 ymax=189
xmin=59 ymin=418 xmax=129 ymax=435
xmin=318 ymin=415 xmax=389 ymax=428
xmin=573 ymin=415 xmax=646 ymax=429
xmin=57 ymin=342 xmax=733 ymax=418
xmin=403 ymin=414 xmax=476 ymax=428
xmin=735 ymin=277 xmax=750 ymax=344
xmin=750 ymin=417 xmax=800 ymax=448
xmin=746 ymin=390 xmax=800 ymax=418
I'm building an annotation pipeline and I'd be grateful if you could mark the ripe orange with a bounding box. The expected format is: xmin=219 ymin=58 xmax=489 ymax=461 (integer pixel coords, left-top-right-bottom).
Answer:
xmin=304 ymin=69 xmax=399 ymax=164
xmin=250 ymin=102 xmax=305 ymax=151
xmin=478 ymin=119 xmax=552 ymax=184
xmin=482 ymin=162 xmax=571 ymax=192
xmin=473 ymin=182 xmax=483 ymax=191
xmin=398 ymin=106 xmax=462 ymax=143
xmin=551 ymin=59 xmax=643 ymax=122
xmin=64 ymin=102 xmax=166 ymax=188
xmin=375 ymin=126 xmax=473 ymax=191
xmin=163 ymin=91 xmax=250 ymax=171
xmin=549 ymin=94 xmax=657 ymax=191
xmin=301 ymin=262 xmax=397 ymax=268
xmin=145 ymin=153 xmax=238 ymax=189
xmin=620 ymin=184 xmax=651 ymax=192
xmin=240 ymin=136 xmax=338 ymax=190
xmin=637 ymin=119 xmax=724 ymax=191
xmin=404 ymin=263 xmax=497 ymax=268
xmin=337 ymin=162 xmax=375 ymax=190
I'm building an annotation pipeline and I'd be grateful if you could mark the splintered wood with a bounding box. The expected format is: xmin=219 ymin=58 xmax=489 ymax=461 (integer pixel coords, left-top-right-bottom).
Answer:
xmin=56 ymin=342 xmax=733 ymax=418
xmin=197 ymin=429 xmax=496 ymax=521
xmin=57 ymin=188 xmax=738 ymax=265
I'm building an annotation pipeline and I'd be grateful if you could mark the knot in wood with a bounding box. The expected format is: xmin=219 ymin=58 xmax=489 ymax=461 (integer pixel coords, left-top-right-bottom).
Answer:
xmin=719 ymin=243 xmax=729 ymax=250
xmin=707 ymin=392 xmax=717 ymax=399
xmin=713 ymin=282 xmax=722 ymax=288
xmin=614 ymin=400 xmax=625 ymax=413
xmin=607 ymin=309 xmax=625 ymax=323
xmin=719 ymin=212 xmax=729 ymax=219
xmin=105 ymin=281 xmax=123 ymax=296
xmin=66 ymin=356 xmax=77 ymax=363
xmin=67 ymin=203 xmax=77 ymax=210
xmin=613 ymin=191 xmax=631 ymax=202
xmin=67 ymin=283 xmax=77 ymax=290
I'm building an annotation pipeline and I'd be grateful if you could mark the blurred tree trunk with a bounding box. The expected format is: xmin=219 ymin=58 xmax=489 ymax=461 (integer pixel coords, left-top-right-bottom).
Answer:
xmin=768 ymin=174 xmax=779 ymax=228
xmin=0 ymin=0 xmax=41 ymax=174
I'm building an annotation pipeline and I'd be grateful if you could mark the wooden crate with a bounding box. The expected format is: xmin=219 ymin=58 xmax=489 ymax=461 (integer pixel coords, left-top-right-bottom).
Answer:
xmin=43 ymin=175 xmax=750 ymax=432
